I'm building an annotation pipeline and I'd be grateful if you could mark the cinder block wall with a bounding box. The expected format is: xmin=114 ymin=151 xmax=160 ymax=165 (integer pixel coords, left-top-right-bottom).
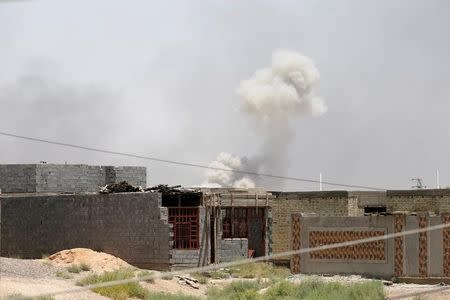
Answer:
xmin=113 ymin=166 xmax=146 ymax=187
xmin=35 ymin=164 xmax=106 ymax=193
xmin=0 ymin=164 xmax=37 ymax=193
xmin=0 ymin=192 xmax=170 ymax=270
xmin=271 ymin=191 xmax=351 ymax=262
xmin=220 ymin=239 xmax=248 ymax=262
xmin=0 ymin=164 xmax=147 ymax=193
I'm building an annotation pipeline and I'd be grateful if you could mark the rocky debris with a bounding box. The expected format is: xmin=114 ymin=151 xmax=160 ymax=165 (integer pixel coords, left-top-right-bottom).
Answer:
xmin=99 ymin=181 xmax=143 ymax=193
xmin=175 ymin=275 xmax=200 ymax=289
xmin=0 ymin=257 xmax=64 ymax=279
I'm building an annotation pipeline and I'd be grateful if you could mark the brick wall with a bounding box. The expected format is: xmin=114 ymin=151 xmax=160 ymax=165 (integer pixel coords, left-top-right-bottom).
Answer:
xmin=271 ymin=192 xmax=351 ymax=261
xmin=355 ymin=190 xmax=450 ymax=214
xmin=0 ymin=164 xmax=147 ymax=193
xmin=0 ymin=192 xmax=170 ymax=270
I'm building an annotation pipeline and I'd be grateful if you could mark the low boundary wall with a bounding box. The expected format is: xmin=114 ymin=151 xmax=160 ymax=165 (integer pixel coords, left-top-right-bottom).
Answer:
xmin=290 ymin=214 xmax=450 ymax=279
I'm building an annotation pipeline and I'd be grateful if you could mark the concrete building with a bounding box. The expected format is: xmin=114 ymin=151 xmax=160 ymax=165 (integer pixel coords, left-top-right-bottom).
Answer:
xmin=0 ymin=164 xmax=274 ymax=270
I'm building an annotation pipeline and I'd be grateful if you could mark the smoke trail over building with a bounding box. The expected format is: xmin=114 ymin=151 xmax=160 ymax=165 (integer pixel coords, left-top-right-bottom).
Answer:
xmin=204 ymin=50 xmax=327 ymax=188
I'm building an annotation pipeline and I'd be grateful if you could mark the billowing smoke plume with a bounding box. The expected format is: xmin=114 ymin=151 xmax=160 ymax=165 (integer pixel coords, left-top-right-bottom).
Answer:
xmin=204 ymin=50 xmax=327 ymax=188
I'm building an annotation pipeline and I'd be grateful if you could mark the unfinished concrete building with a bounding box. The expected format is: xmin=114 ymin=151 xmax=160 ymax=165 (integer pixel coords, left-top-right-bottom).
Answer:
xmin=0 ymin=164 xmax=274 ymax=270
xmin=164 ymin=187 xmax=274 ymax=269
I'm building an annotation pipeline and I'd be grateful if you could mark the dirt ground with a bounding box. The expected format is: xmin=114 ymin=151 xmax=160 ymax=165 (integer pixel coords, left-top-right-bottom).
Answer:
xmin=46 ymin=248 xmax=132 ymax=273
xmin=2 ymin=252 xmax=450 ymax=299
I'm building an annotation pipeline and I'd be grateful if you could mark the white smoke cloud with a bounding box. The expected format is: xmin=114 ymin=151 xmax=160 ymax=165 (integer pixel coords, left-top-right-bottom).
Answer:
xmin=239 ymin=49 xmax=327 ymax=119
xmin=204 ymin=50 xmax=327 ymax=188
xmin=203 ymin=152 xmax=255 ymax=188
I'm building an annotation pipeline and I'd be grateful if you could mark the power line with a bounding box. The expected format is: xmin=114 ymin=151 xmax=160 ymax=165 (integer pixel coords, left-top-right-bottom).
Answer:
xmin=0 ymin=130 xmax=385 ymax=191
xmin=34 ymin=221 xmax=450 ymax=299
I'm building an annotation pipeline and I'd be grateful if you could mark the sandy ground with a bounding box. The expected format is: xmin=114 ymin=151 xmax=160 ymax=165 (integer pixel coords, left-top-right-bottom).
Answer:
xmin=2 ymin=252 xmax=450 ymax=300
xmin=46 ymin=248 xmax=131 ymax=273
xmin=0 ymin=277 xmax=107 ymax=300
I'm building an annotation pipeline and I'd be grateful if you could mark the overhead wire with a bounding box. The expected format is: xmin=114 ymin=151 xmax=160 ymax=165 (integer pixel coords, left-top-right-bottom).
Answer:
xmin=0 ymin=130 xmax=386 ymax=191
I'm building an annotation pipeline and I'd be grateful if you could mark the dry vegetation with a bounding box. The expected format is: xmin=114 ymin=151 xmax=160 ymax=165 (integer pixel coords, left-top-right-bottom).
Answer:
xmin=72 ymin=263 xmax=384 ymax=300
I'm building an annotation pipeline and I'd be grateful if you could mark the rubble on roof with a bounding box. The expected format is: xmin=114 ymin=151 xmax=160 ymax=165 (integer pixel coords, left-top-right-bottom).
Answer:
xmin=99 ymin=181 xmax=143 ymax=194
xmin=144 ymin=184 xmax=202 ymax=196
xmin=98 ymin=182 xmax=203 ymax=196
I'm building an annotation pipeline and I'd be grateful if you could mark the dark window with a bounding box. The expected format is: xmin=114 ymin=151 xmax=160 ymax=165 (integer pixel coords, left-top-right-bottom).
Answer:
xmin=222 ymin=208 xmax=264 ymax=239
xmin=168 ymin=207 xmax=199 ymax=249
xmin=364 ymin=206 xmax=387 ymax=214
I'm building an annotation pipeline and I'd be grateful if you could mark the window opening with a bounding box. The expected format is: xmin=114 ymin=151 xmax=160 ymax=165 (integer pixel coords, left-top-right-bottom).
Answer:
xmin=168 ymin=207 xmax=199 ymax=249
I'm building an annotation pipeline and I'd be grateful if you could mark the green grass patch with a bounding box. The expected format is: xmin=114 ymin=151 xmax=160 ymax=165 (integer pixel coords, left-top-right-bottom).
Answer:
xmin=190 ymin=272 xmax=209 ymax=284
xmin=67 ymin=264 xmax=82 ymax=273
xmin=67 ymin=263 xmax=90 ymax=273
xmin=138 ymin=270 xmax=155 ymax=283
xmin=77 ymin=268 xmax=149 ymax=300
xmin=229 ymin=262 xmax=290 ymax=279
xmin=210 ymin=270 xmax=230 ymax=279
xmin=264 ymin=280 xmax=385 ymax=300
xmin=206 ymin=279 xmax=384 ymax=300
xmin=56 ymin=270 xmax=74 ymax=279
xmin=145 ymin=293 xmax=200 ymax=300
xmin=207 ymin=281 xmax=262 ymax=300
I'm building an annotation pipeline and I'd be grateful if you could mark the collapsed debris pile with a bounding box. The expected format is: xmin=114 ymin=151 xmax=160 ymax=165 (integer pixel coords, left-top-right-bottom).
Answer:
xmin=99 ymin=181 xmax=143 ymax=193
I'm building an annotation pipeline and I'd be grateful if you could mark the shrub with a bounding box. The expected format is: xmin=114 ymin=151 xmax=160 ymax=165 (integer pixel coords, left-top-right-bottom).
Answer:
xmin=207 ymin=281 xmax=261 ymax=300
xmin=67 ymin=264 xmax=82 ymax=273
xmin=77 ymin=268 xmax=149 ymax=300
xmin=67 ymin=263 xmax=90 ymax=273
xmin=210 ymin=270 xmax=230 ymax=279
xmin=229 ymin=263 xmax=290 ymax=280
xmin=56 ymin=270 xmax=73 ymax=279
xmin=80 ymin=262 xmax=91 ymax=271
xmin=190 ymin=273 xmax=209 ymax=284
xmin=138 ymin=270 xmax=155 ymax=283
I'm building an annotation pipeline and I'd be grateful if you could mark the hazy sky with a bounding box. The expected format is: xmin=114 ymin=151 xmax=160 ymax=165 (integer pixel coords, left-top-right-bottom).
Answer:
xmin=1 ymin=0 xmax=449 ymax=190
